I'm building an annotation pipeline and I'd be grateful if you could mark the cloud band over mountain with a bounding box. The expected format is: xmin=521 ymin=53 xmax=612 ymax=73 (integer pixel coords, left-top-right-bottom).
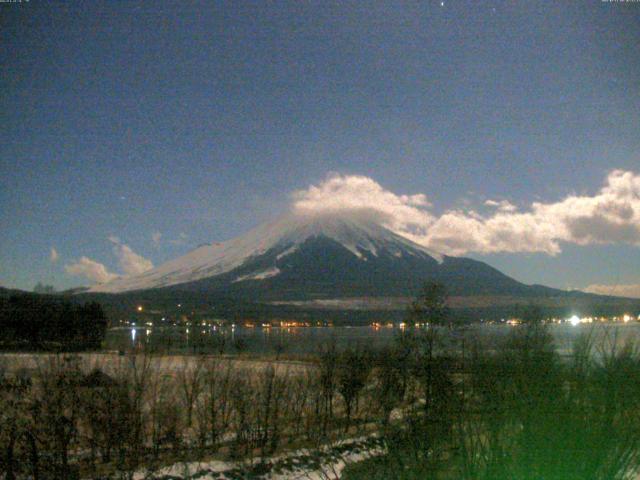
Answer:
xmin=65 ymin=170 xmax=639 ymax=286
xmin=292 ymin=170 xmax=640 ymax=257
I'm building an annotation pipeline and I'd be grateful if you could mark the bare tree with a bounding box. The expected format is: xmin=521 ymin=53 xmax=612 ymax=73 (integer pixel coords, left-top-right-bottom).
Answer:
xmin=177 ymin=356 xmax=205 ymax=429
xmin=318 ymin=340 xmax=338 ymax=439
xmin=336 ymin=347 xmax=371 ymax=432
xmin=196 ymin=358 xmax=235 ymax=451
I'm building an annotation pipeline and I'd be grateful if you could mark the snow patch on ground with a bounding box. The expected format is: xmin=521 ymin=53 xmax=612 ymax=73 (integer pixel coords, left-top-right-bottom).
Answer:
xmin=129 ymin=436 xmax=384 ymax=480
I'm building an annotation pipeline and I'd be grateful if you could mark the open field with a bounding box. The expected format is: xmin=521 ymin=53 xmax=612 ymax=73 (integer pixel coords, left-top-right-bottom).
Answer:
xmin=0 ymin=347 xmax=380 ymax=479
xmin=0 ymin=352 xmax=312 ymax=378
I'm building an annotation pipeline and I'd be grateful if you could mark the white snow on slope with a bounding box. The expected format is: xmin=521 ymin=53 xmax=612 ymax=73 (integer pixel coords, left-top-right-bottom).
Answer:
xmin=233 ymin=267 xmax=281 ymax=283
xmin=89 ymin=212 xmax=443 ymax=293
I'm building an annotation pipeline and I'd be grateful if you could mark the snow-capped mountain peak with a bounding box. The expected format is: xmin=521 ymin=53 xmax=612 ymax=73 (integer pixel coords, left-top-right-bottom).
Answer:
xmin=88 ymin=212 xmax=443 ymax=293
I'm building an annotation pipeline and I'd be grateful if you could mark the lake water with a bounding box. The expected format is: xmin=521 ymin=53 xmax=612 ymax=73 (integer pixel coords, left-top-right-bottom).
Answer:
xmin=104 ymin=322 xmax=640 ymax=356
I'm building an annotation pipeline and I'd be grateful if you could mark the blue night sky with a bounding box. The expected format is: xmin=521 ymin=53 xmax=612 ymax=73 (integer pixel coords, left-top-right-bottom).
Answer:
xmin=1 ymin=1 xmax=639 ymax=295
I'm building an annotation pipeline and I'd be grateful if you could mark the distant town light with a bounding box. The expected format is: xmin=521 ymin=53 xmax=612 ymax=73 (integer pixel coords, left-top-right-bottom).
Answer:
xmin=137 ymin=305 xmax=143 ymax=312
xmin=623 ymin=314 xmax=631 ymax=323
xmin=569 ymin=315 xmax=580 ymax=326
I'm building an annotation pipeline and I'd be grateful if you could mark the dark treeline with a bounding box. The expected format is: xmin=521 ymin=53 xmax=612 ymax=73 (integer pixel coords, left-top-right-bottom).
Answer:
xmin=73 ymin=282 xmax=640 ymax=327
xmin=0 ymin=294 xmax=107 ymax=351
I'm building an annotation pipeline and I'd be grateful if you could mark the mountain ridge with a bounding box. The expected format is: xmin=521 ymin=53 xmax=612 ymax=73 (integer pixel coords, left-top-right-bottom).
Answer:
xmin=89 ymin=213 xmax=443 ymax=294
xmin=80 ymin=212 xmax=587 ymax=305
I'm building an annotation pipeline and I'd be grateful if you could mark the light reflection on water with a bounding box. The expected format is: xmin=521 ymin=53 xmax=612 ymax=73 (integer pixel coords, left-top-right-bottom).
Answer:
xmin=107 ymin=322 xmax=640 ymax=356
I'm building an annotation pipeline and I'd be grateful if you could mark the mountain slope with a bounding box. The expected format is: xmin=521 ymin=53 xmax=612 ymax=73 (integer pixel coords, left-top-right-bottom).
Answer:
xmin=89 ymin=213 xmax=443 ymax=294
xmin=88 ymin=212 xmax=567 ymax=301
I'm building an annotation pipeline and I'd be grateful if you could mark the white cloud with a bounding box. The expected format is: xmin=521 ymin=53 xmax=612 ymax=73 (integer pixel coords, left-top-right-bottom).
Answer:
xmin=583 ymin=284 xmax=640 ymax=299
xmin=108 ymin=236 xmax=154 ymax=275
xmin=65 ymin=238 xmax=153 ymax=285
xmin=292 ymin=173 xmax=434 ymax=234
xmin=50 ymin=247 xmax=59 ymax=263
xmin=421 ymin=169 xmax=640 ymax=255
xmin=419 ymin=209 xmax=562 ymax=255
xmin=484 ymin=199 xmax=517 ymax=212
xmin=291 ymin=170 xmax=640 ymax=256
xmin=152 ymin=231 xmax=162 ymax=247
xmin=65 ymin=257 xmax=118 ymax=284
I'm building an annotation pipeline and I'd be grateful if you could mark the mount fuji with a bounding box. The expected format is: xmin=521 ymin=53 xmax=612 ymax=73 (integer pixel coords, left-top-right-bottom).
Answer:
xmin=88 ymin=212 xmax=563 ymax=302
